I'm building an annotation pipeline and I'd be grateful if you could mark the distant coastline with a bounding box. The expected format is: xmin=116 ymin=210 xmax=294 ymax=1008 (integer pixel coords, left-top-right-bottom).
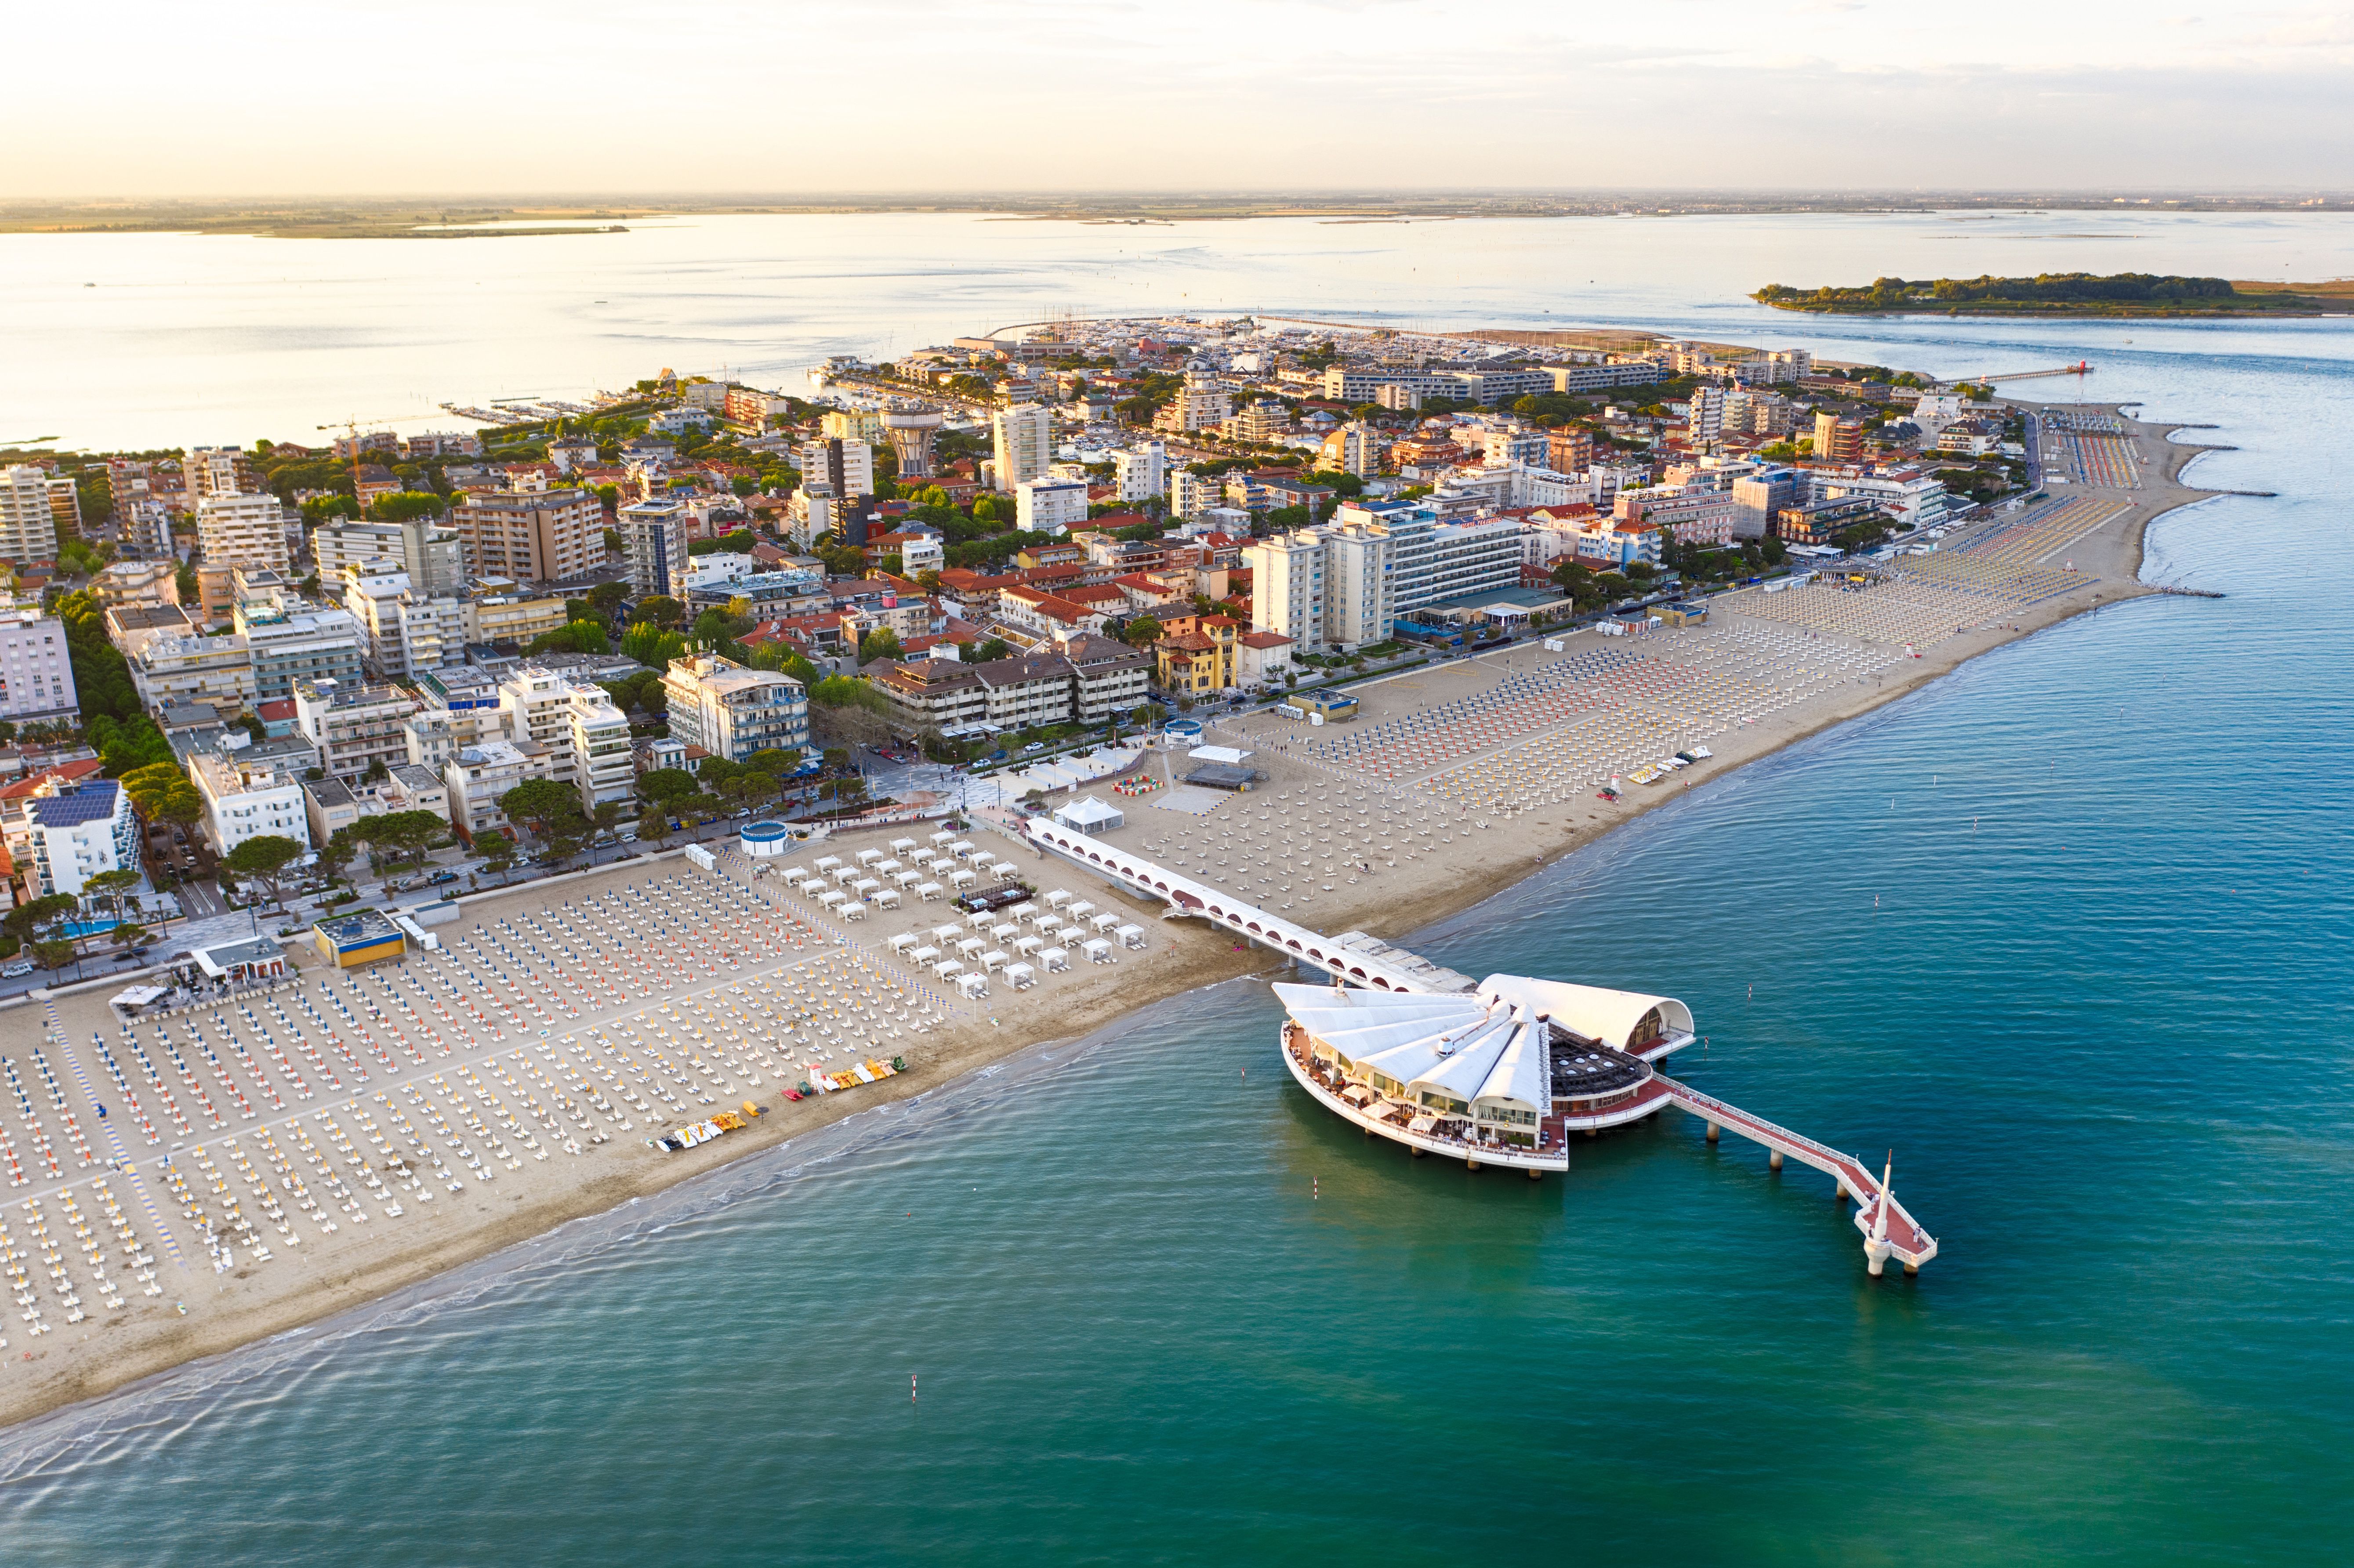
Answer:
xmin=6 ymin=192 xmax=2354 ymax=239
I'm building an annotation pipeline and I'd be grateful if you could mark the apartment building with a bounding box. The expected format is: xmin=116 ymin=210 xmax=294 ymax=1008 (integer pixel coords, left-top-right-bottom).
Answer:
xmin=1168 ymin=469 xmax=1222 ymax=521
xmin=93 ymin=559 xmax=179 ymax=610
xmin=1015 ymin=478 xmax=1089 ymax=535
xmin=232 ymin=588 xmax=366 ymax=701
xmin=566 ymin=686 xmax=635 ymax=811
xmin=1242 ymin=530 xmax=1327 ymax=650
xmin=104 ymin=604 xmax=195 ymax=660
xmin=1114 ymin=441 xmax=1165 ymax=502
xmin=450 ymin=488 xmax=602 ymax=583
xmin=618 ymin=498 xmax=690 ymax=598
xmin=189 ymin=749 xmax=310 ymax=856
xmin=464 ymin=587 xmax=570 ymax=648
xmin=442 ymin=740 xmax=554 ymax=841
xmin=0 ymin=466 xmax=62 ymax=562
xmin=293 ymin=679 xmax=421 ymax=781
xmin=24 ymin=779 xmax=141 ymax=897
xmin=196 ymin=492 xmax=292 ymax=573
xmin=341 ymin=563 xmax=464 ymax=680
xmin=132 ymin=634 xmax=259 ymax=713
xmin=183 ymin=445 xmax=258 ymax=499
xmin=990 ymin=404 xmax=1054 ymax=490
xmin=1814 ymin=412 xmax=1866 ymax=466
xmin=0 ymin=611 xmax=78 ymax=722
xmin=1152 ymin=375 xmax=1233 ymax=435
xmin=1614 ymin=486 xmax=1737 ymax=547
xmin=313 ymin=516 xmax=464 ymax=598
xmin=660 ymin=652 xmax=809 ymax=763
xmin=798 ymin=436 xmax=875 ymax=504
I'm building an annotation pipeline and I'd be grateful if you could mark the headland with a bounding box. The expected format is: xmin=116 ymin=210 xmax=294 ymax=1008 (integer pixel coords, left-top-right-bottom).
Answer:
xmin=0 ymin=402 xmax=2233 ymax=1436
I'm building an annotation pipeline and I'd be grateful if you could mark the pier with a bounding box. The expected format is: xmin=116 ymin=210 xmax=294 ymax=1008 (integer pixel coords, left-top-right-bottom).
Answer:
xmin=1023 ymin=818 xmax=1937 ymax=1275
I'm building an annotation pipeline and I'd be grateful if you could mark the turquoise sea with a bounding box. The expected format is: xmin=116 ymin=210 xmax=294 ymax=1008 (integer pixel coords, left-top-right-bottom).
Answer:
xmin=3 ymin=217 xmax=2351 ymax=1562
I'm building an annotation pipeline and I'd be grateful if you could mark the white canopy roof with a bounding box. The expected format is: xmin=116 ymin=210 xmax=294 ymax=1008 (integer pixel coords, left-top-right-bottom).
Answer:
xmin=1274 ymin=984 xmax=1558 ymax=1115
xmin=1476 ymin=974 xmax=1692 ymax=1052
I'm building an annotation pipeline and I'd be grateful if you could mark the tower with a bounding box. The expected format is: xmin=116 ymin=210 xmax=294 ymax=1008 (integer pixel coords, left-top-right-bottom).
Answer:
xmin=881 ymin=400 xmax=945 ymax=481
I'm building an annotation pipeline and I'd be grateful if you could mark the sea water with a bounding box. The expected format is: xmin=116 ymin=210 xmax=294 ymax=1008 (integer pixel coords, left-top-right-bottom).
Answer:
xmin=2 ymin=222 xmax=2351 ymax=1563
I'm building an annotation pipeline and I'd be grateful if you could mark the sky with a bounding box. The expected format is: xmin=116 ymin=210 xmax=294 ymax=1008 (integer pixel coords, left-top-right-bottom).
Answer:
xmin=7 ymin=0 xmax=2353 ymax=198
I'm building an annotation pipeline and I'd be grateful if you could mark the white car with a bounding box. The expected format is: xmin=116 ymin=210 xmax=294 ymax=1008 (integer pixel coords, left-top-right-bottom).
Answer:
xmin=1 ymin=961 xmax=35 ymax=978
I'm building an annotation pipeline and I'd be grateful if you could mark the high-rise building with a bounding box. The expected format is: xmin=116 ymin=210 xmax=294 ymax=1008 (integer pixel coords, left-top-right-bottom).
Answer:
xmin=1322 ymin=518 xmax=1393 ymax=650
xmin=0 ymin=467 xmax=61 ymax=563
xmin=196 ymin=491 xmax=293 ymax=573
xmin=184 ymin=445 xmax=258 ymax=498
xmin=1153 ymin=372 xmax=1233 ymax=435
xmin=24 ymin=779 xmax=140 ymax=896
xmin=450 ymin=489 xmax=602 ymax=585
xmin=1330 ymin=423 xmax=1376 ymax=479
xmin=1114 ymin=441 xmax=1166 ymax=503
xmin=1168 ymin=469 xmax=1220 ymax=521
xmin=618 ymin=498 xmax=689 ymax=599
xmin=1242 ymin=531 xmax=1327 ymax=651
xmin=881 ymin=400 xmax=945 ymax=480
xmin=1813 ymin=412 xmax=1864 ymax=465
xmin=1687 ymin=384 xmax=1726 ymax=445
xmin=797 ymin=436 xmax=875 ymax=507
xmin=45 ymin=476 xmax=82 ymax=543
xmin=0 ymin=611 xmax=78 ymax=721
xmin=990 ymin=404 xmax=1054 ymax=491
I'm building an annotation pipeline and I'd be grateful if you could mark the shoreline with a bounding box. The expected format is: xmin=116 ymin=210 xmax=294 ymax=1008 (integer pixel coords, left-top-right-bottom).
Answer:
xmin=0 ymin=402 xmax=2228 ymax=1441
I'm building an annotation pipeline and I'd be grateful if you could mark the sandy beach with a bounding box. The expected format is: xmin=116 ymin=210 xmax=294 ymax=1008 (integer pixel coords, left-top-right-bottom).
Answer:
xmin=0 ymin=403 xmax=2219 ymax=1434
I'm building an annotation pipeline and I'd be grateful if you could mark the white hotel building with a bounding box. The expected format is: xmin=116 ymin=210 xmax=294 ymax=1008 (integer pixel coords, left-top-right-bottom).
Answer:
xmin=1246 ymin=501 xmax=1528 ymax=652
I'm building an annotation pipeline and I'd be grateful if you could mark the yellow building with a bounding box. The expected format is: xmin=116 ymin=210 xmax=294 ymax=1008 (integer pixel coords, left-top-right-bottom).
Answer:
xmin=312 ymin=908 xmax=406 ymax=969
xmin=1150 ymin=614 xmax=1240 ymax=696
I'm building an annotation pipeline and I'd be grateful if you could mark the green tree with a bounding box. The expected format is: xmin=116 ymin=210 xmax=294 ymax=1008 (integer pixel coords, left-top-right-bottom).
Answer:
xmin=858 ymin=626 xmax=903 ymax=664
xmin=1122 ymin=615 xmax=1162 ymax=647
xmin=587 ymin=580 xmax=631 ymax=616
xmin=637 ymin=595 xmax=686 ymax=628
xmin=366 ymin=491 xmax=445 ymax=524
xmin=357 ymin=809 xmax=446 ymax=869
xmin=636 ymin=768 xmax=698 ymax=805
xmin=318 ymin=827 xmax=360 ymax=889
xmin=636 ymin=805 xmax=673 ymax=848
xmin=498 ymin=779 xmax=584 ymax=842
xmin=976 ymin=637 xmax=1011 ymax=663
xmin=222 ymin=834 xmax=305 ymax=911
xmin=478 ymin=835 xmax=517 ymax=884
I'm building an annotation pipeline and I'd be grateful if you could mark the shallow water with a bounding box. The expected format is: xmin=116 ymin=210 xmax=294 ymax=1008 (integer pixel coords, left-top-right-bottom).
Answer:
xmin=3 ymin=219 xmax=2351 ymax=1562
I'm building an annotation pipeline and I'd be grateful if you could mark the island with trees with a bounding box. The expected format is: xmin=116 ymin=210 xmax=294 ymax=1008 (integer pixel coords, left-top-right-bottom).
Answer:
xmin=1754 ymin=273 xmax=2354 ymax=317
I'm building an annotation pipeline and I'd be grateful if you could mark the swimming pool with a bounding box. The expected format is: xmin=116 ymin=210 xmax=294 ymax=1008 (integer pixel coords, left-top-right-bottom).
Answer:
xmin=58 ymin=917 xmax=122 ymax=940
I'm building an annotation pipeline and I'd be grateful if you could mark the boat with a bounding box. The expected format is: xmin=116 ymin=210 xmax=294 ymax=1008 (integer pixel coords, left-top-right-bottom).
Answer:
xmin=1688 ymin=746 xmax=1712 ymax=759
xmin=1629 ymin=766 xmax=1663 ymax=785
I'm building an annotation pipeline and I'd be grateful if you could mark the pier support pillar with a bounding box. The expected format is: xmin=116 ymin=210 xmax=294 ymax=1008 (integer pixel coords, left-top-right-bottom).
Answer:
xmin=1836 ymin=1180 xmax=1850 ymax=1202
xmin=1705 ymin=1120 xmax=1719 ymax=1144
xmin=1527 ymin=1168 xmax=1543 ymax=1181
xmin=1769 ymin=1149 xmax=1783 ymax=1171
xmin=1865 ymin=1240 xmax=1891 ymax=1278
xmin=1465 ymin=1158 xmax=1480 ymax=1171
xmin=1410 ymin=1146 xmax=1425 ymax=1159
xmin=1903 ymin=1261 xmax=1918 ymax=1276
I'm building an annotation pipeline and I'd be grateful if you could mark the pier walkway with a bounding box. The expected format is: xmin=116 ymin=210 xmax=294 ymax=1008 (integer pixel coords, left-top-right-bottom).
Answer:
xmin=1658 ymin=1076 xmax=1937 ymax=1275
xmin=1023 ymin=817 xmax=1937 ymax=1275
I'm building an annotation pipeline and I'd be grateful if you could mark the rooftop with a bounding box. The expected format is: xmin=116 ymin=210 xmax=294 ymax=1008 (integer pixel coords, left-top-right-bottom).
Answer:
xmin=28 ymin=780 xmax=123 ymax=828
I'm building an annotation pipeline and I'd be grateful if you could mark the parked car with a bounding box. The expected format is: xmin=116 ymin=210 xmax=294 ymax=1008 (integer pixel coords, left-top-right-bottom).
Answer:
xmin=1 ymin=961 xmax=35 ymax=978
xmin=1023 ymin=742 xmax=1046 ymax=753
xmin=427 ymin=871 xmax=460 ymax=886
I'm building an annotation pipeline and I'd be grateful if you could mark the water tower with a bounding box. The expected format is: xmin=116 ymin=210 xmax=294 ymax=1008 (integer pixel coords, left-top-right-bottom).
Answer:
xmin=881 ymin=399 xmax=945 ymax=480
